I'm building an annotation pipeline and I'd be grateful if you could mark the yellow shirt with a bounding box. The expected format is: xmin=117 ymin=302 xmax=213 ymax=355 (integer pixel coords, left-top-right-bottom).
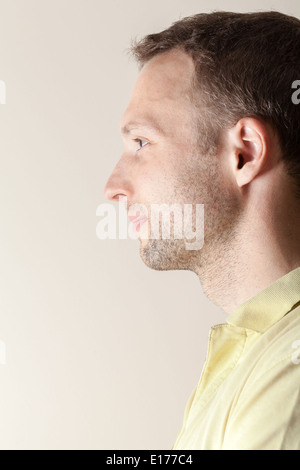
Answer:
xmin=173 ymin=268 xmax=300 ymax=450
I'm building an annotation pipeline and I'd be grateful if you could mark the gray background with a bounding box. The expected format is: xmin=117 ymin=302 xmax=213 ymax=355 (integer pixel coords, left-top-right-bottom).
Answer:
xmin=0 ymin=0 xmax=298 ymax=450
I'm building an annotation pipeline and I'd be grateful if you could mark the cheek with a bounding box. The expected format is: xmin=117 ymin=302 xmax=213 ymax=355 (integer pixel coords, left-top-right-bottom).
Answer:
xmin=171 ymin=156 xmax=205 ymax=201
xmin=135 ymin=165 xmax=169 ymax=203
xmin=139 ymin=145 xmax=201 ymax=203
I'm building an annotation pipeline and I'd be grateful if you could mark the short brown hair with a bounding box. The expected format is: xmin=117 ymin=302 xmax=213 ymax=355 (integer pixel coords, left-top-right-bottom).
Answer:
xmin=130 ymin=11 xmax=300 ymax=195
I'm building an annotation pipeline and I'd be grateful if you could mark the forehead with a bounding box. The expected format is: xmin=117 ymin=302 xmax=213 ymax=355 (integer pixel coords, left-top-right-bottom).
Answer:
xmin=120 ymin=49 xmax=196 ymax=132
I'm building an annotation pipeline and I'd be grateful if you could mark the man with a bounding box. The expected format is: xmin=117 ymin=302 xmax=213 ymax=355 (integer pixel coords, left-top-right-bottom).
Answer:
xmin=104 ymin=11 xmax=300 ymax=450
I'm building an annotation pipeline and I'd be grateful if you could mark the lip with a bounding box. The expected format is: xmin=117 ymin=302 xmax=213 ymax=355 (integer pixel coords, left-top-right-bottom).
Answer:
xmin=129 ymin=215 xmax=148 ymax=233
xmin=129 ymin=215 xmax=147 ymax=223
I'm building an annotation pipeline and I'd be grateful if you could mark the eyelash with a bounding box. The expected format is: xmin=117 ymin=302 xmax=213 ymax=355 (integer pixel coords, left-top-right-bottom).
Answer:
xmin=133 ymin=138 xmax=148 ymax=150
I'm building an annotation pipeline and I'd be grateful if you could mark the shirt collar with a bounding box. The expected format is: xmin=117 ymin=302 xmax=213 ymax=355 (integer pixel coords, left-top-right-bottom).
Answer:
xmin=227 ymin=267 xmax=300 ymax=333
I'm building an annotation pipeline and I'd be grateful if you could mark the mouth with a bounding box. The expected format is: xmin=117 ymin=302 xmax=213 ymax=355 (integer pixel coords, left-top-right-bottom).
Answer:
xmin=129 ymin=214 xmax=148 ymax=233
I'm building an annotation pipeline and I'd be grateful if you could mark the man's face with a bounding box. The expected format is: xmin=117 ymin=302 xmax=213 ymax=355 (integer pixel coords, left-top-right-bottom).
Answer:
xmin=104 ymin=49 xmax=239 ymax=272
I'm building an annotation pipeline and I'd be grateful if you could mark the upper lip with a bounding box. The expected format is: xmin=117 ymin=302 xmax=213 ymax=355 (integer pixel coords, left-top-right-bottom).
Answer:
xmin=128 ymin=214 xmax=147 ymax=224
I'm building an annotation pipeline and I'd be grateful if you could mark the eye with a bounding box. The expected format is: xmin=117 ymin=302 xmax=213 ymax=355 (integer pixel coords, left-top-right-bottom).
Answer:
xmin=133 ymin=138 xmax=149 ymax=150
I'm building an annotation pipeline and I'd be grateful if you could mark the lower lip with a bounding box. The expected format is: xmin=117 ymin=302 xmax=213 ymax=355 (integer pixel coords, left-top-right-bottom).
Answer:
xmin=132 ymin=217 xmax=147 ymax=233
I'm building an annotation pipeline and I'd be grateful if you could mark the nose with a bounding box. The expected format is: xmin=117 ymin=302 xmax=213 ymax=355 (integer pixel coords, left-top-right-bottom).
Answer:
xmin=104 ymin=161 xmax=134 ymax=202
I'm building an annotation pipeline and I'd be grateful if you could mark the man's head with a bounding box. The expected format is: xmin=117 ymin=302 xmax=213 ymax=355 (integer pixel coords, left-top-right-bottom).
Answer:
xmin=130 ymin=11 xmax=300 ymax=188
xmin=104 ymin=11 xmax=300 ymax=279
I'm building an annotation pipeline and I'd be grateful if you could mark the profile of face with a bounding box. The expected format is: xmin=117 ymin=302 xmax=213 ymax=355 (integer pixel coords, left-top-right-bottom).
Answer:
xmin=104 ymin=49 xmax=240 ymax=273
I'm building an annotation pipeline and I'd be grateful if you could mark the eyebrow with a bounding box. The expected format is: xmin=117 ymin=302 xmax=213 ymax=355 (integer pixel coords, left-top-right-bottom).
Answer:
xmin=120 ymin=119 xmax=164 ymax=136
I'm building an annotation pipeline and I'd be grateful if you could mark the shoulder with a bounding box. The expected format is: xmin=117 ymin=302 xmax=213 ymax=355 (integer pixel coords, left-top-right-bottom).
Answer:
xmin=256 ymin=304 xmax=300 ymax=370
xmin=239 ymin=305 xmax=300 ymax=393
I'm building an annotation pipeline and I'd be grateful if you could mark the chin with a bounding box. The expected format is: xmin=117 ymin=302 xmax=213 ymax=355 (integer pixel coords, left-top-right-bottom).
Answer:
xmin=139 ymin=238 xmax=195 ymax=271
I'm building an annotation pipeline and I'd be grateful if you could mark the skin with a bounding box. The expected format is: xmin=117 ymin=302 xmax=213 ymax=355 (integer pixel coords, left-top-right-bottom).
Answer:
xmin=104 ymin=48 xmax=300 ymax=314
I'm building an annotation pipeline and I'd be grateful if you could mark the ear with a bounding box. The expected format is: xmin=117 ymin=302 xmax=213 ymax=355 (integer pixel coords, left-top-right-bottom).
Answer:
xmin=227 ymin=118 xmax=270 ymax=188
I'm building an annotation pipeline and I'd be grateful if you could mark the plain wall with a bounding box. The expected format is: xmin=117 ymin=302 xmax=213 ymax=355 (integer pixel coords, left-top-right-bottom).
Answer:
xmin=0 ymin=0 xmax=299 ymax=450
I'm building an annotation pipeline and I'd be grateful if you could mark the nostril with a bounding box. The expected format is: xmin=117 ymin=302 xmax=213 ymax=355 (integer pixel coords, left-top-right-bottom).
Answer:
xmin=103 ymin=182 xmax=127 ymax=201
xmin=103 ymin=168 xmax=133 ymax=201
xmin=113 ymin=193 xmax=127 ymax=202
xmin=103 ymin=186 xmax=116 ymax=201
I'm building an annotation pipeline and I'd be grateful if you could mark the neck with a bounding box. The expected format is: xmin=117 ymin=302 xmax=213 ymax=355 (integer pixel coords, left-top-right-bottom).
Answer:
xmin=194 ymin=193 xmax=300 ymax=315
